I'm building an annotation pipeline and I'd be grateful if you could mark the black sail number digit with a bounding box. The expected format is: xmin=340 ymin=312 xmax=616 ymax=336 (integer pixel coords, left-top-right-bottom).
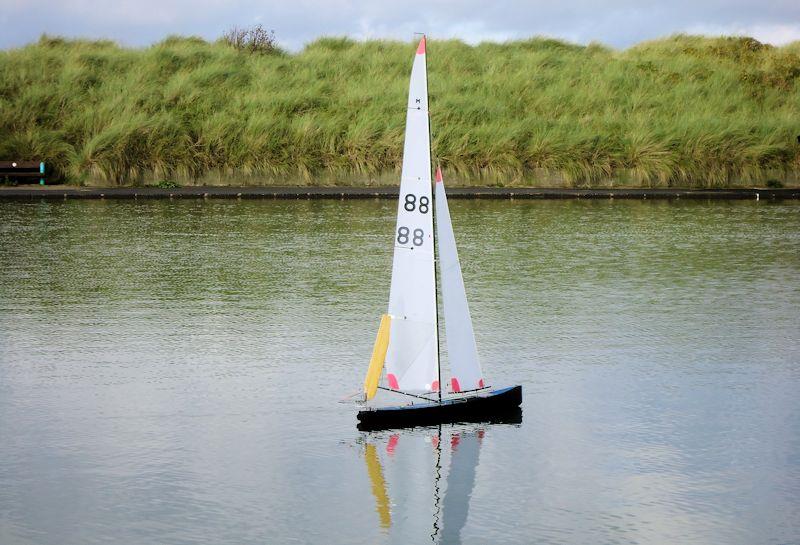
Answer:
xmin=397 ymin=226 xmax=409 ymax=245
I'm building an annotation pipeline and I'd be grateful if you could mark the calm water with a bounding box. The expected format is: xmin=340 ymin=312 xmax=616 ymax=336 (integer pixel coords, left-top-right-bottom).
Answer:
xmin=1 ymin=198 xmax=798 ymax=545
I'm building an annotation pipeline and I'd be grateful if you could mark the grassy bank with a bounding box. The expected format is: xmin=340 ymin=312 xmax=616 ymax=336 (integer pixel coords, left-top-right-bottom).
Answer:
xmin=1 ymin=34 xmax=799 ymax=187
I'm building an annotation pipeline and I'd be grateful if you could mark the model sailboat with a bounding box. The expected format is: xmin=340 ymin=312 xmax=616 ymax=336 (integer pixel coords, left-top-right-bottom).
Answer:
xmin=356 ymin=36 xmax=522 ymax=431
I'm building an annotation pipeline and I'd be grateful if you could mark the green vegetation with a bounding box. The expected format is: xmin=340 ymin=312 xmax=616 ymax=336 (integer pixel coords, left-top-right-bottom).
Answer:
xmin=146 ymin=180 xmax=180 ymax=189
xmin=221 ymin=25 xmax=280 ymax=55
xmin=1 ymin=34 xmax=799 ymax=187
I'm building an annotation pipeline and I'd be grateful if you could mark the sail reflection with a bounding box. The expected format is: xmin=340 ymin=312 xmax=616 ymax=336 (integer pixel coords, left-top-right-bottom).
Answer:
xmin=364 ymin=442 xmax=392 ymax=529
xmin=361 ymin=425 xmax=505 ymax=544
xmin=440 ymin=430 xmax=483 ymax=544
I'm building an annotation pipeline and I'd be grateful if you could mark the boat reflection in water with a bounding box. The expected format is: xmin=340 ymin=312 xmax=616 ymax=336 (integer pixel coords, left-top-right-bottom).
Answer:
xmin=364 ymin=441 xmax=392 ymax=529
xmin=359 ymin=415 xmax=521 ymax=544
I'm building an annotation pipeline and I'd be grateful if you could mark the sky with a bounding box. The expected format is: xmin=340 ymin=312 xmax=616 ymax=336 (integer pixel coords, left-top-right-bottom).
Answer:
xmin=1 ymin=0 xmax=799 ymax=50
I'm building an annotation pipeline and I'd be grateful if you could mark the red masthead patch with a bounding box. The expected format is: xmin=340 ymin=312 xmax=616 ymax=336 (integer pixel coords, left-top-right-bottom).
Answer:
xmin=416 ymin=36 xmax=426 ymax=55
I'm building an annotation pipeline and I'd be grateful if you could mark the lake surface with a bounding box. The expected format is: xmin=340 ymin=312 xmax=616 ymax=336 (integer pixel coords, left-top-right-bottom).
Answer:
xmin=1 ymin=198 xmax=798 ymax=545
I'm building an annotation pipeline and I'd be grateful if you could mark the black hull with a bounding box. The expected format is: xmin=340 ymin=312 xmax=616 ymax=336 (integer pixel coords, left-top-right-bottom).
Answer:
xmin=357 ymin=385 xmax=522 ymax=431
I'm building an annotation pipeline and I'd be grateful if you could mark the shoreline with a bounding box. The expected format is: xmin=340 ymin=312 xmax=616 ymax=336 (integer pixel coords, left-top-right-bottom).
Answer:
xmin=4 ymin=36 xmax=800 ymax=190
xmin=1 ymin=185 xmax=799 ymax=200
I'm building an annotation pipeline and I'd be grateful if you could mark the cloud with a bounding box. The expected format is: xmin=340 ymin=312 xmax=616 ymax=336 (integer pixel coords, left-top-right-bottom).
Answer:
xmin=1 ymin=0 xmax=798 ymax=49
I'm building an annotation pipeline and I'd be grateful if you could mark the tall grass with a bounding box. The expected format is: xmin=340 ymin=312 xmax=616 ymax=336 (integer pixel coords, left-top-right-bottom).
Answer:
xmin=1 ymin=34 xmax=798 ymax=187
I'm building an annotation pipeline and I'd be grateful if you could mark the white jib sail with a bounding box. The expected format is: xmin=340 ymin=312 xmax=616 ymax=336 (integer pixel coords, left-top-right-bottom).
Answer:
xmin=434 ymin=168 xmax=485 ymax=392
xmin=384 ymin=37 xmax=439 ymax=393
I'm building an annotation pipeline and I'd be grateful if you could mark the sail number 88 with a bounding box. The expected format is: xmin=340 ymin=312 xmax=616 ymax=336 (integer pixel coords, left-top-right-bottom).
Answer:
xmin=404 ymin=194 xmax=429 ymax=214
xmin=397 ymin=226 xmax=424 ymax=246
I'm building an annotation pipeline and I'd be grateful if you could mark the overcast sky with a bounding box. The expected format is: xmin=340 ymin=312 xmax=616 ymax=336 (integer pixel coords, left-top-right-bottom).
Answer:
xmin=1 ymin=0 xmax=799 ymax=50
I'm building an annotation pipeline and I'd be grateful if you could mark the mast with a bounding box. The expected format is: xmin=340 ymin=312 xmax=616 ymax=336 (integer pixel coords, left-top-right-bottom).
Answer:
xmin=433 ymin=184 xmax=442 ymax=404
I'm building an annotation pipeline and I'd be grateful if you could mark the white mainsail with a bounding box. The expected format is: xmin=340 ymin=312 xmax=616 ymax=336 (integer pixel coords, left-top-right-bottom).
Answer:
xmin=384 ymin=37 xmax=439 ymax=393
xmin=434 ymin=168 xmax=485 ymax=392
